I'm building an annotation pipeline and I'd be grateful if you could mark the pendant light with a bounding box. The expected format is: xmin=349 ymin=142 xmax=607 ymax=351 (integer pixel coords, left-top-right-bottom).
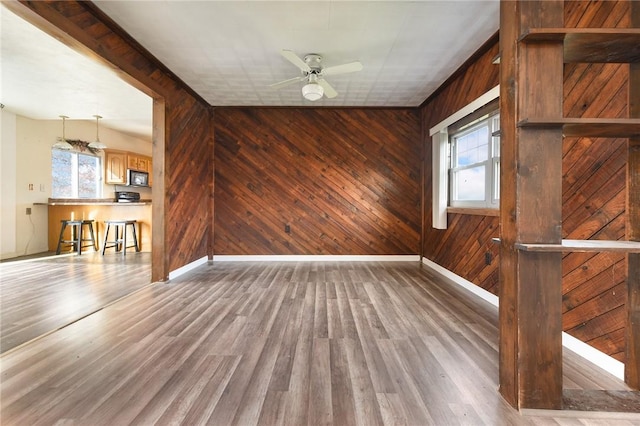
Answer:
xmin=88 ymin=115 xmax=107 ymax=149
xmin=52 ymin=115 xmax=73 ymax=150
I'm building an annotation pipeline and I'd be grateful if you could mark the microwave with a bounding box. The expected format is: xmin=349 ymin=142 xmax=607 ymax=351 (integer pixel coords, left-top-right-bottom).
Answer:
xmin=127 ymin=169 xmax=150 ymax=187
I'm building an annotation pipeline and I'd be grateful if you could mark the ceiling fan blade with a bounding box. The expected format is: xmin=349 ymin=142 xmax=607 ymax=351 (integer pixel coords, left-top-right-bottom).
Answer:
xmin=280 ymin=50 xmax=311 ymax=73
xmin=321 ymin=61 xmax=363 ymax=76
xmin=318 ymin=78 xmax=338 ymax=99
xmin=270 ymin=76 xmax=304 ymax=89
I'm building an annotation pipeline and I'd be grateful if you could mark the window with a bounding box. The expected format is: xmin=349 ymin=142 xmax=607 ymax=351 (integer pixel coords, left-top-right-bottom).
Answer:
xmin=430 ymin=85 xmax=499 ymax=229
xmin=52 ymin=149 xmax=102 ymax=198
xmin=449 ymin=112 xmax=500 ymax=208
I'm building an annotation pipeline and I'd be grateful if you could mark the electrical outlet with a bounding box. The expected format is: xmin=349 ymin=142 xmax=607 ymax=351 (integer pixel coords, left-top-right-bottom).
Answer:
xmin=26 ymin=207 xmax=32 ymax=215
xmin=28 ymin=183 xmax=34 ymax=191
xmin=39 ymin=184 xmax=45 ymax=192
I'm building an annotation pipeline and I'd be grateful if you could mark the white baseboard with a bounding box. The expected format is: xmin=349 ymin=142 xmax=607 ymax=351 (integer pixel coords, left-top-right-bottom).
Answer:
xmin=212 ymin=254 xmax=421 ymax=262
xmin=421 ymin=257 xmax=625 ymax=381
xmin=168 ymin=256 xmax=208 ymax=280
xmin=422 ymin=257 xmax=499 ymax=307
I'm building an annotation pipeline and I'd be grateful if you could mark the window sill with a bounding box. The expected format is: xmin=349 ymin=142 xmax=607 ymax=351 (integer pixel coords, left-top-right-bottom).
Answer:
xmin=447 ymin=207 xmax=499 ymax=217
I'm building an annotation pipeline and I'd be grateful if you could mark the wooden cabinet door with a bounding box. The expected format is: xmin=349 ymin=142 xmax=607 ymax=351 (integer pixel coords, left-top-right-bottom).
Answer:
xmin=105 ymin=151 xmax=127 ymax=184
xmin=127 ymin=155 xmax=139 ymax=170
xmin=136 ymin=157 xmax=149 ymax=172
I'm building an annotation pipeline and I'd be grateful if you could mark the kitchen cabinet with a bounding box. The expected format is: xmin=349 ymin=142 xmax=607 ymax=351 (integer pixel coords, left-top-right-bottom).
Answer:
xmin=104 ymin=150 xmax=127 ymax=184
xmin=127 ymin=153 xmax=151 ymax=172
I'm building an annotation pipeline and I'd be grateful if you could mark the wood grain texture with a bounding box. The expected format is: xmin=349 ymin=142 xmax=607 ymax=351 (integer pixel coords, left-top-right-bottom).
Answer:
xmin=421 ymin=33 xmax=500 ymax=292
xmin=0 ymin=253 xmax=151 ymax=353
xmin=500 ymin=0 xmax=565 ymax=409
xmin=421 ymin=0 xmax=634 ymax=363
xmin=562 ymin=0 xmax=633 ymax=365
xmin=0 ymin=261 xmax=635 ymax=425
xmin=214 ymin=108 xmax=421 ymax=255
xmin=626 ymin=0 xmax=640 ymax=389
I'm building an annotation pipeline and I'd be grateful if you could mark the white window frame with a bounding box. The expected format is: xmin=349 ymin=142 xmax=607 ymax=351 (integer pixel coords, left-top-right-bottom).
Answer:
xmin=430 ymin=85 xmax=499 ymax=229
xmin=449 ymin=111 xmax=500 ymax=209
xmin=51 ymin=148 xmax=103 ymax=198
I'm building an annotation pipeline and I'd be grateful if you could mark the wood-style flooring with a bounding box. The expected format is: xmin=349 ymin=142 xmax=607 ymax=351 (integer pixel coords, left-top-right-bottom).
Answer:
xmin=0 ymin=252 xmax=151 ymax=353
xmin=1 ymin=261 xmax=639 ymax=425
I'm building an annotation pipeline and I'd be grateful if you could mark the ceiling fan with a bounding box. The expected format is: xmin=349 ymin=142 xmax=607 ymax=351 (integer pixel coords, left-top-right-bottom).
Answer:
xmin=271 ymin=50 xmax=363 ymax=101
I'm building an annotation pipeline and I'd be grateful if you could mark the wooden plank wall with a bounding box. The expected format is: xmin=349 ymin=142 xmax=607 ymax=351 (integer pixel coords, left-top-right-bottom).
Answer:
xmin=421 ymin=41 xmax=501 ymax=294
xmin=165 ymin=96 xmax=212 ymax=272
xmin=561 ymin=0 xmax=631 ymax=361
xmin=214 ymin=108 xmax=421 ymax=255
xmin=10 ymin=1 xmax=214 ymax=278
xmin=421 ymin=1 xmax=632 ymax=360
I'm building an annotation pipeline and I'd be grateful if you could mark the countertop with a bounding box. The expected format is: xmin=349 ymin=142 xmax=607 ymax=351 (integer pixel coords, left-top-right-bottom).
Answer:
xmin=35 ymin=198 xmax=152 ymax=206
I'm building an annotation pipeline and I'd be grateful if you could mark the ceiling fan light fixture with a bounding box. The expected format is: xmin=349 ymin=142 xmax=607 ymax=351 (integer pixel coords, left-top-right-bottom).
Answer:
xmin=88 ymin=115 xmax=107 ymax=149
xmin=53 ymin=115 xmax=73 ymax=150
xmin=302 ymin=83 xmax=324 ymax=101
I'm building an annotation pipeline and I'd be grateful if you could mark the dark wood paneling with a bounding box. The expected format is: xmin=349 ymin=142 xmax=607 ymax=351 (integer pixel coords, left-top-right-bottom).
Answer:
xmin=166 ymin=96 xmax=213 ymax=271
xmin=421 ymin=0 xmax=632 ymax=361
xmin=561 ymin=0 xmax=631 ymax=361
xmin=421 ymin=38 xmax=501 ymax=293
xmin=214 ymin=108 xmax=421 ymax=255
xmin=10 ymin=1 xmax=214 ymax=279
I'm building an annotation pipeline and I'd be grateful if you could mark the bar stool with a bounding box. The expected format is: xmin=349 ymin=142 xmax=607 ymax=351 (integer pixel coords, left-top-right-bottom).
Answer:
xmin=102 ymin=220 xmax=140 ymax=255
xmin=56 ymin=219 xmax=98 ymax=255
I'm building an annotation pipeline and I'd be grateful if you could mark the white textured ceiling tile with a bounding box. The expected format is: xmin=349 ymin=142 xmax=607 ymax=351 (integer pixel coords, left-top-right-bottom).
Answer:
xmin=6 ymin=1 xmax=500 ymax=128
xmin=328 ymin=2 xmax=368 ymax=30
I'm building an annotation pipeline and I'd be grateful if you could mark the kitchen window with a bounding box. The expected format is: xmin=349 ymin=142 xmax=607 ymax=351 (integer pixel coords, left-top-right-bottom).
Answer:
xmin=51 ymin=149 xmax=102 ymax=198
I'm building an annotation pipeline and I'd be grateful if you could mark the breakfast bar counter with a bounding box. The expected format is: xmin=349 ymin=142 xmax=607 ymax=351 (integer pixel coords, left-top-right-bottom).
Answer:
xmin=37 ymin=198 xmax=152 ymax=253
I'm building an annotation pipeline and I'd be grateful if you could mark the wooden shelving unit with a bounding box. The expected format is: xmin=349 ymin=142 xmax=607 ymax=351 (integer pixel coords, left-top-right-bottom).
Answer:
xmin=498 ymin=0 xmax=639 ymax=410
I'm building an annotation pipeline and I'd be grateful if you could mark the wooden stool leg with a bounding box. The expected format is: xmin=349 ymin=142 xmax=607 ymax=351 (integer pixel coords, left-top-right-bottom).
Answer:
xmin=86 ymin=222 xmax=97 ymax=251
xmin=102 ymin=223 xmax=110 ymax=255
xmin=130 ymin=223 xmax=140 ymax=252
xmin=56 ymin=222 xmax=67 ymax=255
xmin=115 ymin=225 xmax=122 ymax=252
xmin=123 ymin=224 xmax=128 ymax=255
xmin=77 ymin=224 xmax=83 ymax=255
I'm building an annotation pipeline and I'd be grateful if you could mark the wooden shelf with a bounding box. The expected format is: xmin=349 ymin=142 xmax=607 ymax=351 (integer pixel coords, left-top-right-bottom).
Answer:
xmin=518 ymin=240 xmax=640 ymax=253
xmin=492 ymin=238 xmax=640 ymax=253
xmin=519 ymin=28 xmax=640 ymax=63
xmin=518 ymin=118 xmax=640 ymax=138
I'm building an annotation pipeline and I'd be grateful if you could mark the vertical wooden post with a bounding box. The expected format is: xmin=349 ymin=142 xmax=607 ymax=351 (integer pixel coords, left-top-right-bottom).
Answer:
xmin=499 ymin=0 xmax=564 ymax=409
xmin=209 ymin=107 xmax=216 ymax=261
xmin=626 ymin=0 xmax=640 ymax=390
xmin=152 ymin=98 xmax=168 ymax=282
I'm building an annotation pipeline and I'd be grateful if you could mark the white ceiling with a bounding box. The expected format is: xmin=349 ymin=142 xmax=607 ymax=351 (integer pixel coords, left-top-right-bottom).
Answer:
xmin=0 ymin=5 xmax=153 ymax=140
xmin=1 ymin=1 xmax=499 ymax=137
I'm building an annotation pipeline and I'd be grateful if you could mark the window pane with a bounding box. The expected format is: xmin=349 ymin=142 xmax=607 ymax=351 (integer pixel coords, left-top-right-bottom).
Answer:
xmin=52 ymin=150 xmax=101 ymax=198
xmin=78 ymin=154 xmax=100 ymax=198
xmin=454 ymin=166 xmax=485 ymax=200
xmin=52 ymin=150 xmax=74 ymax=198
xmin=455 ymin=125 xmax=489 ymax=166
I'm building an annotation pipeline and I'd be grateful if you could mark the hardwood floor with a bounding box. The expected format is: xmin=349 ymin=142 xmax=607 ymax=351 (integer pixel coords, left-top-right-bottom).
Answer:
xmin=0 ymin=252 xmax=151 ymax=353
xmin=0 ymin=261 xmax=638 ymax=425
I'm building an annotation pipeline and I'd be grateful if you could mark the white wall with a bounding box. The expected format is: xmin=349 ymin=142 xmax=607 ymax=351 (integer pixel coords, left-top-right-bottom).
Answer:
xmin=1 ymin=110 xmax=18 ymax=258
xmin=1 ymin=114 xmax=152 ymax=259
